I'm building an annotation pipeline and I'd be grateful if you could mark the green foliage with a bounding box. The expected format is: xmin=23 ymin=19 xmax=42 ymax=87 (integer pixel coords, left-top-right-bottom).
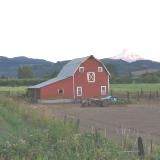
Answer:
xmin=110 ymin=70 xmax=160 ymax=84
xmin=105 ymin=63 xmax=118 ymax=76
xmin=0 ymin=78 xmax=46 ymax=86
xmin=44 ymin=70 xmax=59 ymax=79
xmin=17 ymin=65 xmax=33 ymax=79
xmin=105 ymin=64 xmax=119 ymax=84
xmin=0 ymin=75 xmax=8 ymax=79
xmin=112 ymin=75 xmax=132 ymax=84
xmin=138 ymin=71 xmax=160 ymax=83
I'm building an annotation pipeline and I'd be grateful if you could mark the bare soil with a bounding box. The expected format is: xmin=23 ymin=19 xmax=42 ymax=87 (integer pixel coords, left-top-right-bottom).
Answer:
xmin=31 ymin=100 xmax=160 ymax=143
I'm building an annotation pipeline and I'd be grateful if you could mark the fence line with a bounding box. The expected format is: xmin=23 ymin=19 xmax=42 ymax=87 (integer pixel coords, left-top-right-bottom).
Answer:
xmin=110 ymin=89 xmax=160 ymax=101
xmin=63 ymin=114 xmax=159 ymax=157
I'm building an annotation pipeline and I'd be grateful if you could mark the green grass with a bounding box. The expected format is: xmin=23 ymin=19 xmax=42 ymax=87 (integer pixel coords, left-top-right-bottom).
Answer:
xmin=0 ymin=96 xmax=141 ymax=159
xmin=0 ymin=96 xmax=160 ymax=159
xmin=111 ymin=83 xmax=160 ymax=93
xmin=0 ymin=86 xmax=27 ymax=95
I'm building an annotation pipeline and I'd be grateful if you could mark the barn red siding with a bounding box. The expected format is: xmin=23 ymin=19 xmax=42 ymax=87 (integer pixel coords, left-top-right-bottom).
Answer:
xmin=40 ymin=77 xmax=73 ymax=100
xmin=74 ymin=58 xmax=109 ymax=99
xmin=36 ymin=56 xmax=109 ymax=100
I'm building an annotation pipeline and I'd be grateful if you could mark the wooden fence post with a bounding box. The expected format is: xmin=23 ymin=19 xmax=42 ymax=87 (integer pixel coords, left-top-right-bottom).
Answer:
xmin=149 ymin=90 xmax=152 ymax=99
xmin=91 ymin=126 xmax=95 ymax=134
xmin=150 ymin=139 xmax=153 ymax=154
xmin=156 ymin=91 xmax=159 ymax=98
xmin=76 ymin=119 xmax=80 ymax=130
xmin=110 ymin=90 xmax=113 ymax=96
xmin=94 ymin=128 xmax=100 ymax=146
xmin=138 ymin=136 xmax=145 ymax=157
xmin=140 ymin=88 xmax=144 ymax=97
xmin=137 ymin=91 xmax=140 ymax=101
xmin=127 ymin=91 xmax=130 ymax=102
xmin=64 ymin=115 xmax=67 ymax=124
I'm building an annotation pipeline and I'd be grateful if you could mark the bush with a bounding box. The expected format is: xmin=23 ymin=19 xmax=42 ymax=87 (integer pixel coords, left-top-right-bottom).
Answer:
xmin=0 ymin=78 xmax=46 ymax=86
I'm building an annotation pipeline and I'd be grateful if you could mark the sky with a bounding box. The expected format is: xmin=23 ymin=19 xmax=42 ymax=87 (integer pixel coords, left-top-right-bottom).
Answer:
xmin=0 ymin=0 xmax=160 ymax=62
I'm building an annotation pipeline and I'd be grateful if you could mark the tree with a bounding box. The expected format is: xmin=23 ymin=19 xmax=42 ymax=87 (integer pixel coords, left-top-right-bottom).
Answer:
xmin=17 ymin=65 xmax=33 ymax=79
xmin=105 ymin=64 xmax=118 ymax=83
xmin=44 ymin=70 xmax=59 ymax=79
xmin=0 ymin=75 xmax=8 ymax=79
xmin=139 ymin=73 xmax=160 ymax=83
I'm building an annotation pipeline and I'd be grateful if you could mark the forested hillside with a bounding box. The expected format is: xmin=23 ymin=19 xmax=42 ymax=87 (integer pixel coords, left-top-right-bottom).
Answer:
xmin=0 ymin=56 xmax=160 ymax=78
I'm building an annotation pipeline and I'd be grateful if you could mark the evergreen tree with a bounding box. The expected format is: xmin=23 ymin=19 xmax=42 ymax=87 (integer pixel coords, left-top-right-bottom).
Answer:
xmin=17 ymin=65 xmax=33 ymax=79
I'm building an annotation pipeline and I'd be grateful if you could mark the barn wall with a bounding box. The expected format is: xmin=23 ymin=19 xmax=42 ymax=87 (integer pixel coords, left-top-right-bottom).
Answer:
xmin=74 ymin=57 xmax=109 ymax=99
xmin=40 ymin=77 xmax=73 ymax=100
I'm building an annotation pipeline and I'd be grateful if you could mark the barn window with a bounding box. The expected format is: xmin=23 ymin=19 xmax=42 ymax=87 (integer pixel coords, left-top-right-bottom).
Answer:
xmin=79 ymin=67 xmax=84 ymax=72
xmin=58 ymin=88 xmax=64 ymax=94
xmin=87 ymin=72 xmax=95 ymax=82
xmin=101 ymin=86 xmax=106 ymax=95
xmin=98 ymin=67 xmax=103 ymax=72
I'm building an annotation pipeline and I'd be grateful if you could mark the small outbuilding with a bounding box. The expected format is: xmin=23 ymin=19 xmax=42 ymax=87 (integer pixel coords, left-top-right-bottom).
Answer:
xmin=28 ymin=55 xmax=110 ymax=103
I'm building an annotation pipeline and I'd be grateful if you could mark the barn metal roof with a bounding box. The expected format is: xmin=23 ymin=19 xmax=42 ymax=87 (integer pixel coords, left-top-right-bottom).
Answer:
xmin=28 ymin=56 xmax=89 ymax=88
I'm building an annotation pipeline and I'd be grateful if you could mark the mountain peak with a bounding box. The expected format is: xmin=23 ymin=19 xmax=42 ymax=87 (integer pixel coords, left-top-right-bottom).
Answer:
xmin=111 ymin=49 xmax=145 ymax=62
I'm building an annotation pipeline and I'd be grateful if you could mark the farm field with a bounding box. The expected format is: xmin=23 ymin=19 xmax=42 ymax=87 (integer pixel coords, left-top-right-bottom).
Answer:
xmin=110 ymin=83 xmax=160 ymax=93
xmin=33 ymin=101 xmax=160 ymax=143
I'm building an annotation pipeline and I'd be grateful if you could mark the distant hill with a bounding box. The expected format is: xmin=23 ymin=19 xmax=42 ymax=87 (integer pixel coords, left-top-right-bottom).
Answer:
xmin=0 ymin=56 xmax=68 ymax=77
xmin=0 ymin=56 xmax=160 ymax=77
xmin=101 ymin=58 xmax=160 ymax=75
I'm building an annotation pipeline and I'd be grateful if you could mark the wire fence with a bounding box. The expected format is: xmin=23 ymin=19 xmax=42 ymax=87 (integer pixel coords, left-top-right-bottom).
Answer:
xmin=110 ymin=89 xmax=160 ymax=101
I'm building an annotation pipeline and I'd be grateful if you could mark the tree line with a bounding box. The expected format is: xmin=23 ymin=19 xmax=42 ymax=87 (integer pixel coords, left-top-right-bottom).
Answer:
xmin=0 ymin=64 xmax=159 ymax=86
xmin=0 ymin=65 xmax=59 ymax=86
xmin=106 ymin=64 xmax=160 ymax=84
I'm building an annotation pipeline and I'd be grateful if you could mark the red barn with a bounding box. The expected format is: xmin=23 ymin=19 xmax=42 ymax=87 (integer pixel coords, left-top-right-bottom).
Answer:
xmin=28 ymin=55 xmax=110 ymax=103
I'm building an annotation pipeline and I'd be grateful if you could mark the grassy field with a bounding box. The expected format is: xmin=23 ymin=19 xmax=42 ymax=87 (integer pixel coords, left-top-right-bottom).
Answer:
xmin=0 ymin=97 xmax=160 ymax=159
xmin=0 ymin=96 xmax=143 ymax=160
xmin=110 ymin=83 xmax=160 ymax=93
xmin=0 ymin=86 xmax=27 ymax=95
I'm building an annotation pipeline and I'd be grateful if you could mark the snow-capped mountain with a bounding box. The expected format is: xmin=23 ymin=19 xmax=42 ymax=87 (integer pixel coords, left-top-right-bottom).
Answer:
xmin=111 ymin=49 xmax=145 ymax=62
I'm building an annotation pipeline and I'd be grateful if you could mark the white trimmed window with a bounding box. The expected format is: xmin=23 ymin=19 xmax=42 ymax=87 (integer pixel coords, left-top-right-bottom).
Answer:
xmin=58 ymin=88 xmax=64 ymax=94
xmin=79 ymin=67 xmax=84 ymax=72
xmin=77 ymin=87 xmax=82 ymax=96
xmin=87 ymin=72 xmax=95 ymax=82
xmin=101 ymin=86 xmax=106 ymax=95
xmin=98 ymin=67 xmax=103 ymax=72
